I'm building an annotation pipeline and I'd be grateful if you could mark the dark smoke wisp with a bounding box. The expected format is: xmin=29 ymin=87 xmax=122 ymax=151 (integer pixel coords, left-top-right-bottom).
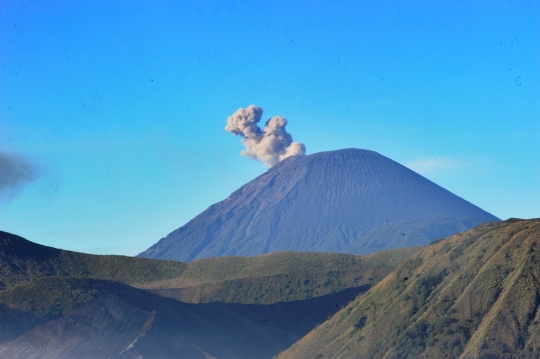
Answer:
xmin=0 ymin=151 xmax=40 ymax=202
xmin=225 ymin=105 xmax=306 ymax=167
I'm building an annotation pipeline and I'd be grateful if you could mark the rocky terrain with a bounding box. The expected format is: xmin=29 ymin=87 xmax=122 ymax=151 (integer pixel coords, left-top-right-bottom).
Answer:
xmin=277 ymin=218 xmax=540 ymax=359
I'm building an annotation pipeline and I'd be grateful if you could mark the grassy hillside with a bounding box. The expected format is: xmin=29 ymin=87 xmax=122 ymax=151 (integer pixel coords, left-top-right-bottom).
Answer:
xmin=277 ymin=218 xmax=540 ymax=359
xmin=0 ymin=277 xmax=367 ymax=359
xmin=0 ymin=230 xmax=419 ymax=304
xmin=142 ymin=248 xmax=420 ymax=304
xmin=0 ymin=277 xmax=126 ymax=343
xmin=0 ymin=231 xmax=187 ymax=289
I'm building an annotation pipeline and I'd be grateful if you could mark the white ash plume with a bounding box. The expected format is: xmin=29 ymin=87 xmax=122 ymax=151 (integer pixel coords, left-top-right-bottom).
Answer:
xmin=225 ymin=105 xmax=306 ymax=167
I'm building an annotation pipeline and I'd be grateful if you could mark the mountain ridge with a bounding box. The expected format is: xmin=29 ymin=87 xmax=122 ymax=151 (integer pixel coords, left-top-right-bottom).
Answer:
xmin=0 ymin=230 xmax=417 ymax=304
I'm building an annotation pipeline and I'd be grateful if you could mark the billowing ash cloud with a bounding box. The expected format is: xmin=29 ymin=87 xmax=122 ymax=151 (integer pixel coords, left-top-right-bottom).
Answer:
xmin=225 ymin=105 xmax=306 ymax=167
xmin=0 ymin=151 xmax=40 ymax=202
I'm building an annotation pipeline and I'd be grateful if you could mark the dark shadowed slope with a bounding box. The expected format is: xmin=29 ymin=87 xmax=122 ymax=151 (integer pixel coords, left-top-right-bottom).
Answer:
xmin=0 ymin=230 xmax=186 ymax=290
xmin=139 ymin=149 xmax=499 ymax=261
xmin=0 ymin=230 xmax=418 ymax=303
xmin=277 ymin=218 xmax=540 ymax=359
xmin=0 ymin=230 xmax=419 ymax=358
xmin=0 ymin=277 xmax=367 ymax=359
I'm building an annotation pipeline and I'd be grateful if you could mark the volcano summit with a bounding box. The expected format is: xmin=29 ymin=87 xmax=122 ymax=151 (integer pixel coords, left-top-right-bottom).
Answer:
xmin=139 ymin=149 xmax=498 ymax=261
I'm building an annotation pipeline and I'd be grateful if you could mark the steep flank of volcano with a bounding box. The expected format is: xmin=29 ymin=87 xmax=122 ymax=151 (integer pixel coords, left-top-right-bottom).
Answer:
xmin=277 ymin=218 xmax=540 ymax=359
xmin=139 ymin=149 xmax=499 ymax=261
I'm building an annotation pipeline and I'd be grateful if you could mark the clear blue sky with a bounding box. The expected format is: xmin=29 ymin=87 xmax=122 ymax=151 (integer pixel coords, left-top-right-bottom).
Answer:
xmin=1 ymin=0 xmax=538 ymax=255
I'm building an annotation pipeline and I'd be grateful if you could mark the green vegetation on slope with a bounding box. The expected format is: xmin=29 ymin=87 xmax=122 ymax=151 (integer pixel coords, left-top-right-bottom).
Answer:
xmin=0 ymin=231 xmax=186 ymax=290
xmin=0 ymin=277 xmax=118 ymax=316
xmin=278 ymin=218 xmax=540 ymax=359
xmin=142 ymin=248 xmax=420 ymax=304
xmin=0 ymin=277 xmax=125 ymax=343
xmin=0 ymin=230 xmax=419 ymax=304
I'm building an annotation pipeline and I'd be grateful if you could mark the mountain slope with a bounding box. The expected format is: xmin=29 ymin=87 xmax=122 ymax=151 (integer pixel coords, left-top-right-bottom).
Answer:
xmin=0 ymin=277 xmax=367 ymax=359
xmin=277 ymin=218 xmax=540 ymax=359
xmin=139 ymin=149 xmax=499 ymax=261
xmin=0 ymin=230 xmax=186 ymax=290
xmin=0 ymin=230 xmax=417 ymax=303
xmin=140 ymin=248 xmax=419 ymax=304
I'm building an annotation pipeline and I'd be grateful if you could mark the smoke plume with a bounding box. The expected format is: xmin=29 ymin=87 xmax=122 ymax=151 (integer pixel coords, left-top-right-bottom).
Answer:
xmin=225 ymin=105 xmax=306 ymax=167
xmin=0 ymin=151 xmax=40 ymax=202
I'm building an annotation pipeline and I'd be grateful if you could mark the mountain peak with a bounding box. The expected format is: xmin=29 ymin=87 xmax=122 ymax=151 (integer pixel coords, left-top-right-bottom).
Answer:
xmin=140 ymin=149 xmax=499 ymax=261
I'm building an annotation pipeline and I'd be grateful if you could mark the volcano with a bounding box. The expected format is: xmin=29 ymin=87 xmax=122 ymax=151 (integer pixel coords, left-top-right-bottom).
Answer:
xmin=139 ymin=149 xmax=499 ymax=261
